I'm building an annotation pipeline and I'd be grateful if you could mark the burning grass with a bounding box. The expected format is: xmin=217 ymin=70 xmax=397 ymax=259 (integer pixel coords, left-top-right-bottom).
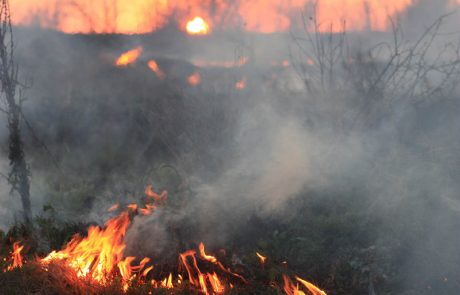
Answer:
xmin=0 ymin=245 xmax=321 ymax=295
xmin=0 ymin=186 xmax=326 ymax=295
xmin=0 ymin=260 xmax=272 ymax=294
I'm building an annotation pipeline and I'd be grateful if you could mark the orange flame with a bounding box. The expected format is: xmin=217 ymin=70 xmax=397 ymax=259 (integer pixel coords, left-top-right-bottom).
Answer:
xmin=256 ymin=252 xmax=267 ymax=264
xmin=145 ymin=185 xmax=168 ymax=203
xmin=283 ymin=275 xmax=326 ymax=295
xmin=296 ymin=276 xmax=327 ymax=295
xmin=187 ymin=71 xmax=201 ymax=86
xmin=39 ymin=185 xmax=166 ymax=289
xmin=160 ymin=273 xmax=174 ymax=289
xmin=199 ymin=242 xmax=217 ymax=263
xmin=186 ymin=16 xmax=210 ymax=35
xmin=147 ymin=60 xmax=166 ymax=80
xmin=235 ymin=78 xmax=247 ymax=90
xmin=2 ymin=185 xmax=324 ymax=294
xmin=180 ymin=248 xmax=228 ymax=295
xmin=108 ymin=203 xmax=120 ymax=212
xmin=197 ymin=242 xmax=247 ymax=284
xmin=41 ymin=211 xmax=132 ymax=284
xmin=208 ymin=272 xmax=225 ymax=293
xmin=6 ymin=242 xmax=24 ymax=271
xmin=10 ymin=1 xmax=418 ymax=34
xmin=115 ymin=47 xmax=142 ymax=67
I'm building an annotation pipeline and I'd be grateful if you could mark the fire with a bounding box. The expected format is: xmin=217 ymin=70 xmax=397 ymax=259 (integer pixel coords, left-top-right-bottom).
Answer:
xmin=108 ymin=203 xmax=119 ymax=212
xmin=160 ymin=273 xmax=174 ymax=289
xmin=147 ymin=60 xmax=166 ymax=80
xmin=235 ymin=78 xmax=247 ymax=90
xmin=180 ymin=248 xmax=230 ymax=294
xmin=5 ymin=242 xmax=24 ymax=271
xmin=193 ymin=56 xmax=249 ymax=68
xmin=40 ymin=211 xmax=132 ymax=284
xmin=2 ymin=185 xmax=325 ymax=294
xmin=186 ymin=16 xmax=210 ymax=35
xmin=145 ymin=184 xmax=168 ymax=203
xmin=187 ymin=71 xmax=201 ymax=86
xmin=199 ymin=242 xmax=217 ymax=263
xmin=10 ymin=1 xmax=418 ymax=34
xmin=115 ymin=47 xmax=143 ymax=67
xmin=39 ymin=186 xmax=166 ymax=288
xmin=256 ymin=252 xmax=267 ymax=264
xmin=284 ymin=275 xmax=327 ymax=295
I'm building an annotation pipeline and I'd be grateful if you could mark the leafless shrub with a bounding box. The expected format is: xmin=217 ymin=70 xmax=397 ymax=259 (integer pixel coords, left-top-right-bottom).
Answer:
xmin=292 ymin=6 xmax=460 ymax=131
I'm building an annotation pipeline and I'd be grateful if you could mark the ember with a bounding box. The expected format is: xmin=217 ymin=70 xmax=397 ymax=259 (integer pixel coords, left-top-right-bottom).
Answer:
xmin=188 ymin=71 xmax=202 ymax=86
xmin=147 ymin=60 xmax=166 ymax=80
xmin=115 ymin=47 xmax=142 ymax=67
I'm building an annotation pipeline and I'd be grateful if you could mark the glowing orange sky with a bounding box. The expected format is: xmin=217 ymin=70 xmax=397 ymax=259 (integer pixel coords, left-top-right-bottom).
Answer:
xmin=10 ymin=0 xmax=419 ymax=34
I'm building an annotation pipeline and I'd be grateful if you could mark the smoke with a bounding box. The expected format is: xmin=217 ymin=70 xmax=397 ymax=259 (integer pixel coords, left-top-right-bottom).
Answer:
xmin=0 ymin=0 xmax=459 ymax=293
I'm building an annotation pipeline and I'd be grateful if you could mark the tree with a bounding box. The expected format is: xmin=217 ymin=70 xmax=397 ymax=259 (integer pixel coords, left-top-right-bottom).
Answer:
xmin=0 ymin=0 xmax=31 ymax=223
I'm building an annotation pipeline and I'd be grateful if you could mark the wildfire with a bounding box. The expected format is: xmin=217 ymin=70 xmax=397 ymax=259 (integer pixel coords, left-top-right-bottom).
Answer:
xmin=108 ymin=203 xmax=120 ymax=212
xmin=115 ymin=47 xmax=143 ymax=67
xmin=2 ymin=185 xmax=326 ymax=295
xmin=284 ymin=275 xmax=327 ymax=295
xmin=235 ymin=78 xmax=247 ymax=90
xmin=186 ymin=16 xmax=210 ymax=35
xmin=147 ymin=60 xmax=166 ymax=80
xmin=5 ymin=242 xmax=24 ymax=271
xmin=187 ymin=71 xmax=201 ymax=86
xmin=10 ymin=0 xmax=419 ymax=34
xmin=193 ymin=56 xmax=249 ymax=68
xmin=39 ymin=185 xmax=166 ymax=288
xmin=256 ymin=252 xmax=267 ymax=264
xmin=40 ymin=211 xmax=132 ymax=284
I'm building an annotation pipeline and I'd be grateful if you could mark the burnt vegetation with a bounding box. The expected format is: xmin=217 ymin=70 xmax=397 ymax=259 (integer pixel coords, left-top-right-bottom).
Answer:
xmin=0 ymin=4 xmax=460 ymax=295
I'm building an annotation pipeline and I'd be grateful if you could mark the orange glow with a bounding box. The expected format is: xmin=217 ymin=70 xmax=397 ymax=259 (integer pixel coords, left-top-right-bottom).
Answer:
xmin=284 ymin=275 xmax=327 ymax=295
xmin=108 ymin=203 xmax=119 ymax=212
xmin=187 ymin=71 xmax=201 ymax=86
xmin=10 ymin=1 xmax=417 ymax=34
xmin=186 ymin=16 xmax=210 ymax=35
xmin=314 ymin=0 xmax=414 ymax=32
xmin=148 ymin=60 xmax=166 ymax=80
xmin=256 ymin=252 xmax=267 ymax=264
xmin=115 ymin=47 xmax=142 ymax=67
xmin=193 ymin=56 xmax=249 ymax=68
xmin=6 ymin=242 xmax=24 ymax=271
xmin=127 ymin=203 xmax=138 ymax=211
xmin=145 ymin=185 xmax=168 ymax=203
xmin=235 ymin=78 xmax=247 ymax=90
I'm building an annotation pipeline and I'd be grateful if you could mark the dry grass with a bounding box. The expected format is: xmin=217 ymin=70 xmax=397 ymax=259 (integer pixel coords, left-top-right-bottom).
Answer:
xmin=0 ymin=261 xmax=144 ymax=295
xmin=0 ymin=261 xmax=276 ymax=295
